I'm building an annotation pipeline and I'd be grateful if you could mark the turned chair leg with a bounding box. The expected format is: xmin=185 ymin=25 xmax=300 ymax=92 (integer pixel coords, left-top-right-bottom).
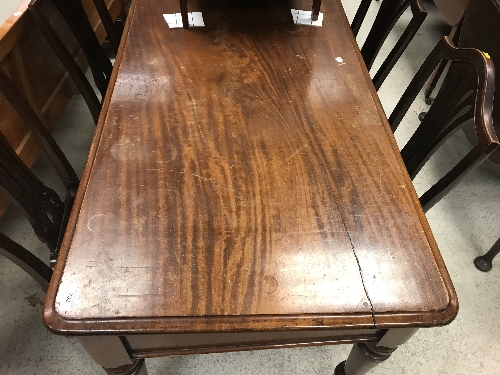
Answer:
xmin=312 ymin=0 xmax=322 ymax=21
xmin=474 ymin=237 xmax=500 ymax=272
xmin=179 ymin=0 xmax=189 ymax=28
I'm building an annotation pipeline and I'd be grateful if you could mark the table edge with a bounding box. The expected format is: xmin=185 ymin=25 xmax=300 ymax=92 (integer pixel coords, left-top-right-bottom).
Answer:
xmin=42 ymin=307 xmax=459 ymax=336
xmin=335 ymin=1 xmax=458 ymax=325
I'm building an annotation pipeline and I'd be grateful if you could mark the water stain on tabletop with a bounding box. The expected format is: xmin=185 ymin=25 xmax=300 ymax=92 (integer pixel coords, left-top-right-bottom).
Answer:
xmin=110 ymin=140 xmax=177 ymax=164
xmin=262 ymin=275 xmax=279 ymax=294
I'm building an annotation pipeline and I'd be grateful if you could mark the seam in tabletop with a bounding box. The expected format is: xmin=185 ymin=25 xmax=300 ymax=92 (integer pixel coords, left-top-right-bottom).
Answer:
xmin=319 ymin=170 xmax=377 ymax=327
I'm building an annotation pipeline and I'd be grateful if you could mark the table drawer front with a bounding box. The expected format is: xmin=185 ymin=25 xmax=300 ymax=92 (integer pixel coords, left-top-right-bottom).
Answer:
xmin=125 ymin=329 xmax=382 ymax=358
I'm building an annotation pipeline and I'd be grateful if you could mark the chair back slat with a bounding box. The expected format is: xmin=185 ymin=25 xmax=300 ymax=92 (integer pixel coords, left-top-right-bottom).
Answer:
xmin=2 ymin=0 xmax=119 ymax=288
xmin=351 ymin=0 xmax=372 ymax=37
xmin=0 ymin=132 xmax=64 ymax=250
xmin=389 ymin=37 xmax=498 ymax=211
xmin=28 ymin=0 xmax=114 ymax=123
xmin=353 ymin=0 xmax=427 ymax=90
xmin=459 ymin=0 xmax=500 ymax=153
xmin=0 ymin=59 xmax=80 ymax=270
xmin=0 ymin=69 xmax=79 ymax=189
xmin=92 ymin=0 xmax=124 ymax=54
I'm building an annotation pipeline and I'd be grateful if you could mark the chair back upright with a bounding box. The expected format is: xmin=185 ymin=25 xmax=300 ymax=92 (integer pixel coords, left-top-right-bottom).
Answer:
xmin=352 ymin=0 xmax=427 ymax=90
xmin=459 ymin=0 xmax=500 ymax=156
xmin=389 ymin=37 xmax=498 ymax=211
xmin=92 ymin=0 xmax=124 ymax=54
xmin=28 ymin=0 xmax=113 ymax=123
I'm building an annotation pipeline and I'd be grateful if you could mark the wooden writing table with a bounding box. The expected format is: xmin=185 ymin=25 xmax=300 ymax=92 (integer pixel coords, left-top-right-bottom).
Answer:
xmin=43 ymin=0 xmax=458 ymax=374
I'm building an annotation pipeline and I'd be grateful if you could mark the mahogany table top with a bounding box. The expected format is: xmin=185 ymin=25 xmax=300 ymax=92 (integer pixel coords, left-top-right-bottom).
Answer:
xmin=44 ymin=0 xmax=457 ymax=335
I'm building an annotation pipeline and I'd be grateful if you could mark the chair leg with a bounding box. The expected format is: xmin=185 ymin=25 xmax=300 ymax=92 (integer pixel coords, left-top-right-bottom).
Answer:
xmin=180 ymin=0 xmax=189 ymax=28
xmin=0 ymin=233 xmax=52 ymax=291
xmin=474 ymin=237 xmax=500 ymax=272
xmin=312 ymin=0 xmax=322 ymax=21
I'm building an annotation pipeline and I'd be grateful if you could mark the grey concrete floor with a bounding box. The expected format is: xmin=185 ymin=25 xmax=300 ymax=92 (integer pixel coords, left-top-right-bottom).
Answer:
xmin=1 ymin=1 xmax=500 ymax=374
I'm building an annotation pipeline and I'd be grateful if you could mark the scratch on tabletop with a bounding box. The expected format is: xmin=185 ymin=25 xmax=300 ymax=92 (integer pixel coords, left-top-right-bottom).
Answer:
xmin=191 ymin=172 xmax=243 ymax=198
xmin=379 ymin=170 xmax=383 ymax=196
xmin=284 ymin=143 xmax=309 ymax=162
xmin=72 ymin=236 xmax=95 ymax=251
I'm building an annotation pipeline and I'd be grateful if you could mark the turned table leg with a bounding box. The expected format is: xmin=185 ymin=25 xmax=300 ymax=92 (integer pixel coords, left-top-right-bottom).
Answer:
xmin=334 ymin=328 xmax=418 ymax=375
xmin=77 ymin=336 xmax=148 ymax=375
xmin=334 ymin=343 xmax=396 ymax=375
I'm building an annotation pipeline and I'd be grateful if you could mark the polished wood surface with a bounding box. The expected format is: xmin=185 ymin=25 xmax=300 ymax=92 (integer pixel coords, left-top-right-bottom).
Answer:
xmin=44 ymin=0 xmax=457 ymax=335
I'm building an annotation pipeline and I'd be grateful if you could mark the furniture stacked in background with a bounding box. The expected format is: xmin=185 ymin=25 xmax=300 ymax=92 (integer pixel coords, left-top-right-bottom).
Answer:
xmin=0 ymin=0 xmax=122 ymax=286
xmin=352 ymin=0 xmax=427 ymax=90
xmin=0 ymin=0 xmax=122 ymax=218
xmin=390 ymin=36 xmax=498 ymax=212
xmin=360 ymin=0 xmax=500 ymax=271
xmin=451 ymin=0 xmax=500 ymax=271
xmin=352 ymin=0 xmax=498 ymax=217
xmin=426 ymin=0 xmax=500 ymax=271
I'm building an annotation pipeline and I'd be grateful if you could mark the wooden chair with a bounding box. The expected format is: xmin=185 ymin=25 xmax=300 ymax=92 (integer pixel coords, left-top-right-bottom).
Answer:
xmin=389 ymin=36 xmax=498 ymax=212
xmin=0 ymin=68 xmax=80 ymax=289
xmin=28 ymin=0 xmax=113 ymax=123
xmin=423 ymin=0 xmax=500 ymax=272
xmin=351 ymin=0 xmax=427 ymax=90
xmin=455 ymin=0 xmax=500 ymax=271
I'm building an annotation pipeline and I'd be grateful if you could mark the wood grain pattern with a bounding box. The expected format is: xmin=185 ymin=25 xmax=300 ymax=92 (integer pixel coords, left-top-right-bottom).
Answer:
xmin=44 ymin=0 xmax=458 ymax=335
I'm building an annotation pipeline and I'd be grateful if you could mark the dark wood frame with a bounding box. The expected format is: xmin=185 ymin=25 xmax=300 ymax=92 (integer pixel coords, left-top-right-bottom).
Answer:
xmin=28 ymin=0 xmax=113 ymax=123
xmin=92 ymin=0 xmax=125 ymax=54
xmin=0 ymin=67 xmax=78 ymax=279
xmin=389 ymin=36 xmax=498 ymax=211
xmin=352 ymin=0 xmax=427 ymax=90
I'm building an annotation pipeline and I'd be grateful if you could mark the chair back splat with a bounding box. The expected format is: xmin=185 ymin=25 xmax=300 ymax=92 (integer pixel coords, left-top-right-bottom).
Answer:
xmin=0 ymin=68 xmax=79 ymax=287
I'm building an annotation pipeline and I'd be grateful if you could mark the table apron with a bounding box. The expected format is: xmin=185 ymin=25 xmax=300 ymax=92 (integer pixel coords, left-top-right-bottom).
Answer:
xmin=123 ymin=329 xmax=382 ymax=358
